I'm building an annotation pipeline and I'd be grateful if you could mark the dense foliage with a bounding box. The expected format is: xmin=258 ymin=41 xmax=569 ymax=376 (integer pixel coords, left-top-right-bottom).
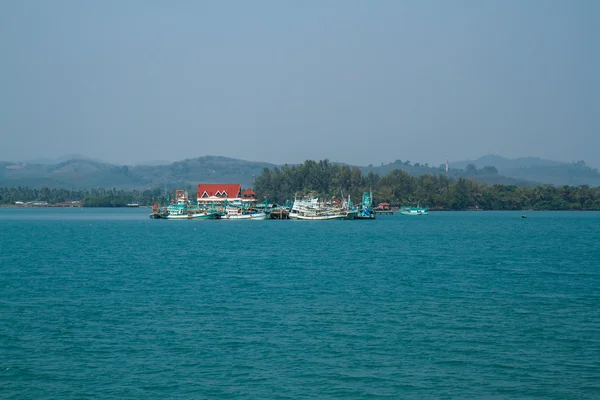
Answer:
xmin=0 ymin=187 xmax=170 ymax=207
xmin=254 ymin=160 xmax=600 ymax=210
xmin=3 ymin=159 xmax=600 ymax=210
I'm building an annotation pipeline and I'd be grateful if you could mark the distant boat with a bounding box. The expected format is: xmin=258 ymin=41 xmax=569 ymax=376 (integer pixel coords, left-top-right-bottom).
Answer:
xmin=399 ymin=204 xmax=428 ymax=216
xmin=150 ymin=190 xmax=218 ymax=219
xmin=355 ymin=191 xmax=376 ymax=220
xmin=218 ymin=198 xmax=270 ymax=220
xmin=521 ymin=214 xmax=527 ymax=219
xmin=289 ymin=196 xmax=353 ymax=220
xmin=220 ymin=206 xmax=268 ymax=220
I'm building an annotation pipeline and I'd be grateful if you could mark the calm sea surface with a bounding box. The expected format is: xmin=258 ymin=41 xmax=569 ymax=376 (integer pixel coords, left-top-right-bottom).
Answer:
xmin=1 ymin=208 xmax=599 ymax=399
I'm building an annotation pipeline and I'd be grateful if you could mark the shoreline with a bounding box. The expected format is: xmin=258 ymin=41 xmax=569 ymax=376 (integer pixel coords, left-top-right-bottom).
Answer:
xmin=0 ymin=205 xmax=597 ymax=211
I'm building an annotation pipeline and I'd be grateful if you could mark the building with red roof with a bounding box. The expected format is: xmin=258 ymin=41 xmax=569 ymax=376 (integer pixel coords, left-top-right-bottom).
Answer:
xmin=376 ymin=202 xmax=390 ymax=210
xmin=242 ymin=189 xmax=256 ymax=200
xmin=197 ymin=183 xmax=256 ymax=204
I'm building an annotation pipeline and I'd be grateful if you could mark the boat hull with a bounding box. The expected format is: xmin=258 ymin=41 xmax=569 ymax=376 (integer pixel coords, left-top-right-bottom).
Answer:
xmin=220 ymin=212 xmax=267 ymax=220
xmin=152 ymin=211 xmax=218 ymax=219
xmin=400 ymin=208 xmax=428 ymax=216
xmin=355 ymin=214 xmax=376 ymax=220
xmin=190 ymin=212 xmax=219 ymax=219
xmin=290 ymin=213 xmax=347 ymax=220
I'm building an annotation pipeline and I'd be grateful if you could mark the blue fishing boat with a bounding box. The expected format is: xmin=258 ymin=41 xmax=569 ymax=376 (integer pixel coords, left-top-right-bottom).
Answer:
xmin=355 ymin=191 xmax=376 ymax=220
xmin=150 ymin=190 xmax=218 ymax=219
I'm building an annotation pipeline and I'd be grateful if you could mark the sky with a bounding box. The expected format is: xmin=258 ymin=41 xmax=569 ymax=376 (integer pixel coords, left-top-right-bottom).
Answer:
xmin=1 ymin=1 xmax=598 ymax=168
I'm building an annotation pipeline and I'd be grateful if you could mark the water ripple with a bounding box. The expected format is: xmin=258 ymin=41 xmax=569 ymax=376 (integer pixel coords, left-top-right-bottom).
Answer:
xmin=1 ymin=209 xmax=599 ymax=398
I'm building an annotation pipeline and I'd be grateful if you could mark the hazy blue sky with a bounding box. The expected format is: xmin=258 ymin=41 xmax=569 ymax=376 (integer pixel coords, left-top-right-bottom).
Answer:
xmin=1 ymin=1 xmax=598 ymax=167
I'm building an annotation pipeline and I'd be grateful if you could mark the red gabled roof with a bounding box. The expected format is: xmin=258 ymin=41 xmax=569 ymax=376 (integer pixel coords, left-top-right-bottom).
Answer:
xmin=197 ymin=183 xmax=241 ymax=198
xmin=378 ymin=202 xmax=390 ymax=207
xmin=242 ymin=189 xmax=256 ymax=195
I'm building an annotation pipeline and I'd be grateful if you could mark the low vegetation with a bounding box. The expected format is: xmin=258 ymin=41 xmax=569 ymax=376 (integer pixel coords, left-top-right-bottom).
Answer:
xmin=2 ymin=160 xmax=600 ymax=210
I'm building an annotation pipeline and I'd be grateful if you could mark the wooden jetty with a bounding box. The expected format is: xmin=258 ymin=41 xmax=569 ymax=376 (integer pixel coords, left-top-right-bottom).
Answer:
xmin=374 ymin=209 xmax=394 ymax=215
xmin=270 ymin=208 xmax=290 ymax=219
xmin=374 ymin=202 xmax=394 ymax=215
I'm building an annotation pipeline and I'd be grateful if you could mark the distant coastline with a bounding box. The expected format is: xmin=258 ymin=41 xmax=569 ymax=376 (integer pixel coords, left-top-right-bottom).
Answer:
xmin=2 ymin=158 xmax=600 ymax=211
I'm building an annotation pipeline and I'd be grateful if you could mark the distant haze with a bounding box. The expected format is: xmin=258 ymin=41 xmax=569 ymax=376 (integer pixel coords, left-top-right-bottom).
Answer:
xmin=1 ymin=1 xmax=598 ymax=168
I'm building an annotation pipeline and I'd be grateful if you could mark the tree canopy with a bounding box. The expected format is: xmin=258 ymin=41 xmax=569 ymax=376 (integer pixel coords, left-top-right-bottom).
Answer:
xmin=253 ymin=160 xmax=600 ymax=210
xmin=3 ymin=160 xmax=600 ymax=210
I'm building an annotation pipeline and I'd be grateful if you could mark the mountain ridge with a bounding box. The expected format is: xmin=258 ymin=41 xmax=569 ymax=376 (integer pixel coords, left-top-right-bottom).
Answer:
xmin=450 ymin=154 xmax=600 ymax=186
xmin=1 ymin=154 xmax=599 ymax=189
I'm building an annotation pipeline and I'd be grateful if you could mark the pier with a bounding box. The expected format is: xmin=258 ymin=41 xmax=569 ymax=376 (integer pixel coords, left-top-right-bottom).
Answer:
xmin=374 ymin=202 xmax=394 ymax=215
xmin=269 ymin=208 xmax=290 ymax=219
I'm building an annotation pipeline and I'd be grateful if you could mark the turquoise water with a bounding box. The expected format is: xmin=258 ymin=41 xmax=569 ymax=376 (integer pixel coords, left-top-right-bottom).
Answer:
xmin=1 ymin=208 xmax=599 ymax=399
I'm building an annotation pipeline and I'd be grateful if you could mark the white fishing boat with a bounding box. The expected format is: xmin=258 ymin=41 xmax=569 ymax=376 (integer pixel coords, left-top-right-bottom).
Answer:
xmin=399 ymin=204 xmax=428 ymax=216
xmin=220 ymin=207 xmax=268 ymax=220
xmin=217 ymin=198 xmax=269 ymax=220
xmin=289 ymin=197 xmax=352 ymax=220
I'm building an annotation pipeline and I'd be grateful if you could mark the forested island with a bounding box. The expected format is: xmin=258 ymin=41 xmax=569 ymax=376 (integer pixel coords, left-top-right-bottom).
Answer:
xmin=2 ymin=160 xmax=600 ymax=210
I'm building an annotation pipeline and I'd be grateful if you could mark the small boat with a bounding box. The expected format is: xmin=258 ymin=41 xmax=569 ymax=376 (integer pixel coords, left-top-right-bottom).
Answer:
xmin=521 ymin=214 xmax=527 ymax=218
xmin=400 ymin=204 xmax=428 ymax=216
xmin=150 ymin=207 xmax=164 ymax=219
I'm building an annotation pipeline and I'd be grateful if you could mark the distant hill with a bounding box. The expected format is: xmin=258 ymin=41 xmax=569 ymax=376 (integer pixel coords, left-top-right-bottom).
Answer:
xmin=451 ymin=155 xmax=600 ymax=186
xmin=129 ymin=156 xmax=277 ymax=189
xmin=0 ymin=156 xmax=276 ymax=189
xmin=360 ymin=160 xmax=537 ymax=187
xmin=2 ymin=154 xmax=599 ymax=189
xmin=451 ymin=155 xmax=565 ymax=170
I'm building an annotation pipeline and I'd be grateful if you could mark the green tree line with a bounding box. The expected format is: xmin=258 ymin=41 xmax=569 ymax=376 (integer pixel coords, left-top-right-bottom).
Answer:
xmin=0 ymin=187 xmax=170 ymax=207
xmin=3 ymin=161 xmax=600 ymax=210
xmin=254 ymin=160 xmax=600 ymax=210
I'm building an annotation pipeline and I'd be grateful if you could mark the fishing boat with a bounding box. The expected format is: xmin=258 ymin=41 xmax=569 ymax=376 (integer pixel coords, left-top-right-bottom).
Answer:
xmin=218 ymin=199 xmax=269 ymax=220
xmin=220 ymin=206 xmax=268 ymax=220
xmin=150 ymin=190 xmax=218 ymax=219
xmin=149 ymin=204 xmax=165 ymax=219
xmin=399 ymin=204 xmax=428 ymax=216
xmin=355 ymin=191 xmax=376 ymax=220
xmin=289 ymin=196 xmax=353 ymax=220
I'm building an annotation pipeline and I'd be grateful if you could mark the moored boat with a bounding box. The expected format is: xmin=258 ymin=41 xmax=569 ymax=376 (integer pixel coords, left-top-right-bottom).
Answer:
xmin=355 ymin=191 xmax=376 ymax=220
xmin=218 ymin=198 xmax=270 ymax=220
xmin=220 ymin=207 xmax=268 ymax=220
xmin=289 ymin=196 xmax=351 ymax=220
xmin=399 ymin=204 xmax=428 ymax=215
xmin=150 ymin=190 xmax=218 ymax=219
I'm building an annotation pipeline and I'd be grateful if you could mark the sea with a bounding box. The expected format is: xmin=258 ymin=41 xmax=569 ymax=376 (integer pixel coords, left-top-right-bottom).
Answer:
xmin=1 ymin=208 xmax=599 ymax=399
